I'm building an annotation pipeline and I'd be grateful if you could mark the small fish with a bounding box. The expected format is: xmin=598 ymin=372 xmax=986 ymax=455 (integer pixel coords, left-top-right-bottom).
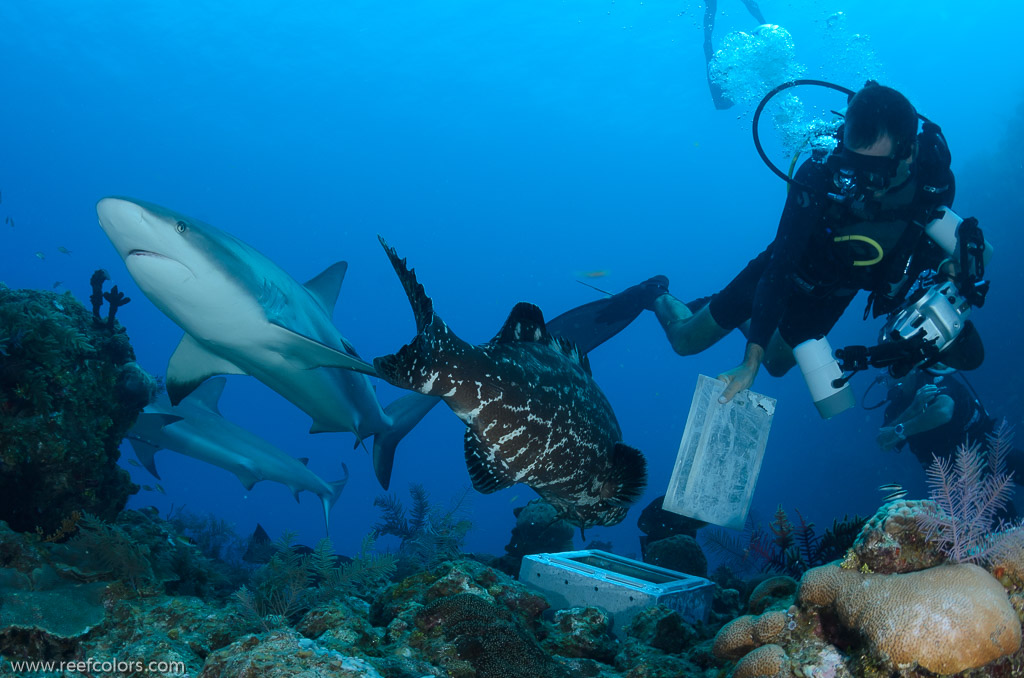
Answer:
xmin=52 ymin=281 xmax=63 ymax=289
xmin=878 ymin=483 xmax=907 ymax=502
xmin=509 ymin=494 xmax=519 ymax=503
xmin=141 ymin=484 xmax=154 ymax=492
xmin=34 ymin=251 xmax=45 ymax=260
xmin=167 ymin=534 xmax=196 ymax=547
xmin=155 ymin=483 xmax=166 ymax=494
xmin=57 ymin=246 xmax=72 ymax=255
xmin=128 ymin=459 xmax=142 ymax=468
xmin=579 ymin=270 xmax=610 ymax=279
xmin=5 ymin=216 xmax=13 ymax=227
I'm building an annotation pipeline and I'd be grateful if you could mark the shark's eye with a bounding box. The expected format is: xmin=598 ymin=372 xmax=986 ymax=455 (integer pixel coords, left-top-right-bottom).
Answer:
xmin=175 ymin=220 xmax=187 ymax=233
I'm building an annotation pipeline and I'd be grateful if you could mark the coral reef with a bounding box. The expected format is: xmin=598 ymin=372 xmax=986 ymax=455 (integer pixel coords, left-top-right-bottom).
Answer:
xmin=919 ymin=423 xmax=1016 ymax=563
xmin=800 ymin=562 xmax=1021 ymax=674
xmin=643 ymin=534 xmax=708 ymax=577
xmin=848 ymin=499 xmax=946 ymax=574
xmin=636 ymin=494 xmax=705 ymax=558
xmin=0 ymin=283 xmax=155 ymax=533
xmin=747 ymin=575 xmax=798 ymax=614
xmin=703 ymin=506 xmax=865 ymax=578
xmin=372 ymin=483 xmax=472 ymax=577
xmin=712 ymin=494 xmax=1024 ymax=678
xmin=495 ymin=498 xmax=575 ymax=576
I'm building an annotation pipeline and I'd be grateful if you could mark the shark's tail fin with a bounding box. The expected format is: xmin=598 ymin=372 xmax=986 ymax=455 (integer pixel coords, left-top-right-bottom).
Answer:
xmin=378 ymin=236 xmax=433 ymax=332
xmin=322 ymin=463 xmax=350 ymax=533
xmin=371 ymin=393 xmax=442 ymax=490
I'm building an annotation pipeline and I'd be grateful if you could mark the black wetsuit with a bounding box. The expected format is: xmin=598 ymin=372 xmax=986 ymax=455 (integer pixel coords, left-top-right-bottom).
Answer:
xmin=707 ymin=148 xmax=954 ymax=349
xmin=883 ymin=375 xmax=1024 ymax=483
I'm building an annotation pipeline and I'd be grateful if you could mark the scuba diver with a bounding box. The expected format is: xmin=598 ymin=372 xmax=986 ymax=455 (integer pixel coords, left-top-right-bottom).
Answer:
xmin=548 ymin=81 xmax=989 ymax=406
xmin=703 ymin=0 xmax=767 ymax=109
xmin=873 ymin=368 xmax=1023 ymax=516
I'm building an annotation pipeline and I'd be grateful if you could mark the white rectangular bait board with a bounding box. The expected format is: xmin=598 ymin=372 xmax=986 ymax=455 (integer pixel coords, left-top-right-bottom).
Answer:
xmin=663 ymin=374 xmax=775 ymax=529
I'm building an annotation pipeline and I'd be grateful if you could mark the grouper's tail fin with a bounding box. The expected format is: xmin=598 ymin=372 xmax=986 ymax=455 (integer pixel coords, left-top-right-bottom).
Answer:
xmin=378 ymin=236 xmax=433 ymax=332
xmin=603 ymin=443 xmax=648 ymax=507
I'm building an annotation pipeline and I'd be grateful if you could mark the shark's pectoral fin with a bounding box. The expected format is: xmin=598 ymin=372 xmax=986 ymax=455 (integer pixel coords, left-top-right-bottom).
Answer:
xmin=464 ymin=428 xmax=516 ymax=494
xmin=167 ymin=334 xmax=246 ymax=405
xmin=127 ymin=438 xmax=164 ymax=479
xmin=234 ymin=467 xmax=261 ymax=491
xmin=266 ymin=320 xmax=378 ymax=377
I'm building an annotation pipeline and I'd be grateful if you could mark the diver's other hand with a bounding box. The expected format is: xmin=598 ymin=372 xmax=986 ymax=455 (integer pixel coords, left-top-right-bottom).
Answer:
xmin=877 ymin=426 xmax=903 ymax=451
xmin=717 ymin=343 xmax=764 ymax=403
xmin=911 ymin=384 xmax=940 ymax=412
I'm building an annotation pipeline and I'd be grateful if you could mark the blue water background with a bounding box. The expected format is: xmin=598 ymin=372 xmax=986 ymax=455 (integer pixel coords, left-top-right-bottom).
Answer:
xmin=2 ymin=1 xmax=1022 ymax=559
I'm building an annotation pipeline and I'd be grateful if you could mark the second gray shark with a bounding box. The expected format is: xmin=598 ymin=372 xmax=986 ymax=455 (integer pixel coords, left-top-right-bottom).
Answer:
xmin=128 ymin=378 xmax=348 ymax=529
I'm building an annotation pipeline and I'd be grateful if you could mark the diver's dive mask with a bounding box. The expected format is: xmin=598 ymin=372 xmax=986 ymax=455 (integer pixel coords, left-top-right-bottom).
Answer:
xmin=829 ymin=147 xmax=902 ymax=208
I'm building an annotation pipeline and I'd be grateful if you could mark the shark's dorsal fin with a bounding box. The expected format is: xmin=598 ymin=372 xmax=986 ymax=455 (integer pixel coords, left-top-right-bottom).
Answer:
xmin=167 ymin=334 xmax=246 ymax=405
xmin=492 ymin=303 xmax=551 ymax=345
xmin=298 ymin=457 xmax=309 ymax=466
xmin=266 ymin=320 xmax=378 ymax=376
xmin=303 ymin=261 xmax=348 ymax=313
xmin=184 ymin=376 xmax=227 ymax=415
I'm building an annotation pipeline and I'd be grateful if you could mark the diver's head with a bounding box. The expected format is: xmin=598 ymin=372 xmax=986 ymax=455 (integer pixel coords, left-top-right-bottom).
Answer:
xmin=833 ymin=81 xmax=919 ymax=203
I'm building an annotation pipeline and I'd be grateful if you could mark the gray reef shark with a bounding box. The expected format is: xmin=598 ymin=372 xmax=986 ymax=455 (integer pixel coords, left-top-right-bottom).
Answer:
xmin=97 ymin=197 xmax=438 ymax=489
xmin=373 ymin=238 xmax=647 ymax=530
xmin=127 ymin=377 xmax=348 ymax=529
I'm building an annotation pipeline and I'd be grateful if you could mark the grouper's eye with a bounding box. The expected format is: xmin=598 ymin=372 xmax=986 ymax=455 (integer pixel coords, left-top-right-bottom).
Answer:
xmin=175 ymin=220 xmax=188 ymax=233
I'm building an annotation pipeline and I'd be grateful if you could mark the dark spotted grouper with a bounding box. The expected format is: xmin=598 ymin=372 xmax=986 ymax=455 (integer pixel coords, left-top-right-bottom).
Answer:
xmin=374 ymin=239 xmax=647 ymax=529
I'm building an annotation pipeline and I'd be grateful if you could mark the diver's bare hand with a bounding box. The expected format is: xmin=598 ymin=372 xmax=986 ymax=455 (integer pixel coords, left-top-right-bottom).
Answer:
xmin=911 ymin=384 xmax=940 ymax=411
xmin=717 ymin=343 xmax=764 ymax=403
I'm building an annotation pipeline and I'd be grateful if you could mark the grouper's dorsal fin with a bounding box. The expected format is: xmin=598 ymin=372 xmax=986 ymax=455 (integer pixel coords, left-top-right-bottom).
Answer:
xmin=184 ymin=376 xmax=227 ymax=415
xmin=167 ymin=334 xmax=246 ymax=406
xmin=464 ymin=429 xmax=516 ymax=493
xmin=493 ymin=302 xmax=550 ymax=345
xmin=379 ymin=237 xmax=434 ymax=332
xmin=304 ymin=261 xmax=348 ymax=313
xmin=552 ymin=336 xmax=592 ymax=375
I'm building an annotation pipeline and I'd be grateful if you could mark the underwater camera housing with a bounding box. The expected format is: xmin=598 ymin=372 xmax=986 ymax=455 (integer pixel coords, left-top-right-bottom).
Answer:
xmin=835 ymin=276 xmax=981 ymax=381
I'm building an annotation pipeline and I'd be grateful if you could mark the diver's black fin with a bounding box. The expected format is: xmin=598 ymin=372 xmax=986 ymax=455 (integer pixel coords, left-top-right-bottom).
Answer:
xmin=464 ymin=429 xmax=515 ymax=494
xmin=546 ymin=276 xmax=667 ymax=355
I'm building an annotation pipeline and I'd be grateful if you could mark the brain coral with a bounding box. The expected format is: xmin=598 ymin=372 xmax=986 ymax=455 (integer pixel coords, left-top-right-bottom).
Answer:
xmin=799 ymin=562 xmax=1021 ymax=674
xmin=712 ymin=610 xmax=788 ymax=660
xmin=732 ymin=643 xmax=788 ymax=678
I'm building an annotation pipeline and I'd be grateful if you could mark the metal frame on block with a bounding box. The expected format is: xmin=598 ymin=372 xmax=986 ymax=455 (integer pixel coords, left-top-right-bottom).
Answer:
xmin=519 ymin=549 xmax=714 ymax=636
